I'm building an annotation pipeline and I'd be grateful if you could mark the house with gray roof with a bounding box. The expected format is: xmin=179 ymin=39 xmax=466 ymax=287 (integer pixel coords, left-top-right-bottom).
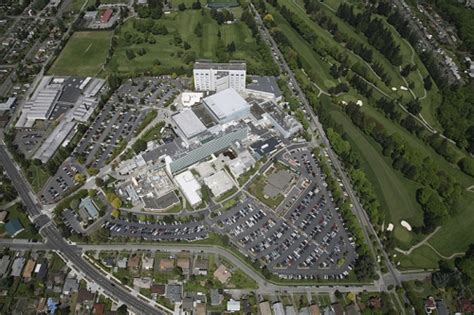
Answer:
xmin=10 ymin=257 xmax=25 ymax=277
xmin=0 ymin=256 xmax=10 ymax=277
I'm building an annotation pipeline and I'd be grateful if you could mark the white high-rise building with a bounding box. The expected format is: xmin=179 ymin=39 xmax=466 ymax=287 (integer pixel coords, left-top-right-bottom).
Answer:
xmin=193 ymin=60 xmax=246 ymax=92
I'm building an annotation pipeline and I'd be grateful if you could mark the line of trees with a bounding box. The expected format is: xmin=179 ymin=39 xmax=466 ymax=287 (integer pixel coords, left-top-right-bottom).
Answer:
xmin=337 ymin=3 xmax=402 ymax=66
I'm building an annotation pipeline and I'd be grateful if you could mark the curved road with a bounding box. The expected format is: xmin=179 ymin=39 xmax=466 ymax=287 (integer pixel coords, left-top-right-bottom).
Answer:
xmin=0 ymin=144 xmax=166 ymax=315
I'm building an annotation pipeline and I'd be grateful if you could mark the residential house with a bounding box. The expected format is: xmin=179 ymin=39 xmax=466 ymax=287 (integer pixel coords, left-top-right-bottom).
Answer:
xmin=93 ymin=303 xmax=105 ymax=315
xmin=36 ymin=258 xmax=48 ymax=280
xmin=259 ymin=301 xmax=272 ymax=315
xmin=63 ymin=277 xmax=79 ymax=295
xmin=150 ymin=284 xmax=166 ymax=296
xmin=0 ymin=256 xmax=10 ymax=277
xmin=227 ymin=299 xmax=240 ymax=312
xmin=0 ymin=211 xmax=8 ymax=224
xmin=117 ymin=257 xmax=128 ymax=269
xmin=10 ymin=257 xmax=25 ymax=277
xmin=5 ymin=219 xmax=24 ymax=237
xmin=159 ymin=258 xmax=174 ymax=272
xmin=332 ymin=303 xmax=344 ymax=315
xmin=176 ymin=258 xmax=190 ymax=275
xmin=127 ymin=255 xmax=141 ymax=272
xmin=133 ymin=277 xmax=152 ymax=289
xmin=102 ymin=256 xmax=115 ymax=268
xmin=76 ymin=288 xmax=95 ymax=311
xmin=272 ymin=302 xmax=285 ymax=315
xmin=309 ymin=304 xmax=321 ymax=315
xmin=22 ymin=259 xmax=36 ymax=281
xmin=346 ymin=303 xmax=361 ymax=315
xmin=213 ymin=264 xmax=232 ymax=284
xmin=141 ymin=256 xmax=154 ymax=271
xmin=210 ymin=288 xmax=223 ymax=306
xmin=195 ymin=303 xmax=206 ymax=315
xmin=193 ymin=258 xmax=208 ymax=275
xmin=286 ymin=305 xmax=297 ymax=315
xmin=165 ymin=284 xmax=182 ymax=303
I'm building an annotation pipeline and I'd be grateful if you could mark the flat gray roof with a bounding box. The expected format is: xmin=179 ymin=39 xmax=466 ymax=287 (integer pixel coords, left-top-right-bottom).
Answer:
xmin=172 ymin=110 xmax=207 ymax=138
xmin=247 ymin=76 xmax=282 ymax=97
xmin=203 ymin=88 xmax=249 ymax=120
xmin=194 ymin=60 xmax=246 ymax=71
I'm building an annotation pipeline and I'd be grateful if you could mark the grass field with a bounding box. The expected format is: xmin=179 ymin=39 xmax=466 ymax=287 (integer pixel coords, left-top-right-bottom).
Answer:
xmin=108 ymin=10 xmax=265 ymax=75
xmin=26 ymin=164 xmax=49 ymax=192
xmin=329 ymin=109 xmax=423 ymax=246
xmin=68 ymin=0 xmax=94 ymax=13
xmin=49 ymin=31 xmax=112 ymax=77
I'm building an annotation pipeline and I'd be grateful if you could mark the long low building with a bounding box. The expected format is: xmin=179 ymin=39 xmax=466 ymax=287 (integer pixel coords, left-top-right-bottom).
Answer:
xmin=33 ymin=121 xmax=76 ymax=163
xmin=169 ymin=128 xmax=248 ymax=174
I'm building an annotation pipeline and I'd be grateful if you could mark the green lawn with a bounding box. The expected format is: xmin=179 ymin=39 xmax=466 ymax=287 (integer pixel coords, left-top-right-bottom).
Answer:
xmin=396 ymin=245 xmax=444 ymax=270
xmin=170 ymin=0 xmax=198 ymax=8
xmin=49 ymin=31 xmax=112 ymax=77
xmin=267 ymin=4 xmax=334 ymax=89
xmin=248 ymin=175 xmax=284 ymax=210
xmin=26 ymin=164 xmax=49 ymax=192
xmin=108 ymin=10 xmax=267 ymax=75
xmin=67 ymin=0 xmax=94 ymax=12
xmin=329 ymin=110 xmax=423 ymax=246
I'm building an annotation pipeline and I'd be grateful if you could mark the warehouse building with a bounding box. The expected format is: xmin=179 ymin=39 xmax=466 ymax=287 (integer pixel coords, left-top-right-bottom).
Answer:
xmin=16 ymin=76 xmax=63 ymax=127
xmin=203 ymin=88 xmax=250 ymax=123
xmin=193 ymin=61 xmax=246 ymax=92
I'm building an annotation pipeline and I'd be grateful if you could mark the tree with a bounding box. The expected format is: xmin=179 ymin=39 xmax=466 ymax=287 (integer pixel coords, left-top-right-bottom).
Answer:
xmin=406 ymin=99 xmax=421 ymax=115
xmin=69 ymin=199 xmax=80 ymax=210
xmin=74 ymin=173 xmax=86 ymax=184
xmin=458 ymin=157 xmax=474 ymax=177
xmin=191 ymin=0 xmax=201 ymax=9
xmin=111 ymin=209 xmax=120 ymax=218
xmin=227 ymin=41 xmax=236 ymax=52
xmin=90 ymin=228 xmax=109 ymax=244
xmin=178 ymin=3 xmax=186 ymax=11
xmin=111 ymin=197 xmax=122 ymax=209
xmin=263 ymin=13 xmax=274 ymax=27
xmin=423 ymin=75 xmax=433 ymax=90
xmin=194 ymin=22 xmax=203 ymax=37
xmin=132 ymin=139 xmax=147 ymax=154
xmin=95 ymin=177 xmax=104 ymax=187
xmin=125 ymin=49 xmax=136 ymax=60
xmin=117 ymin=304 xmax=128 ymax=315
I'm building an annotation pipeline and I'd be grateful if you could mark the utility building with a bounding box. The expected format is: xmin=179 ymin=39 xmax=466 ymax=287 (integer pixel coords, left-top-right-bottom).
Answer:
xmin=193 ymin=61 xmax=246 ymax=92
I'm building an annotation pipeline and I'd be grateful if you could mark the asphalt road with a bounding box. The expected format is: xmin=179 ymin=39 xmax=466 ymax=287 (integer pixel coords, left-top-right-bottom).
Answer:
xmin=0 ymin=144 xmax=166 ymax=315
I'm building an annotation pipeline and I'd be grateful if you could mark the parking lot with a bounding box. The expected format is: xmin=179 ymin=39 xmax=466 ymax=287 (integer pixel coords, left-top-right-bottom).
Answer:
xmin=40 ymin=160 xmax=84 ymax=204
xmin=103 ymin=218 xmax=208 ymax=242
xmin=73 ymin=77 xmax=185 ymax=170
xmin=213 ymin=147 xmax=357 ymax=280
xmin=116 ymin=76 xmax=186 ymax=108
xmin=73 ymin=102 xmax=144 ymax=169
